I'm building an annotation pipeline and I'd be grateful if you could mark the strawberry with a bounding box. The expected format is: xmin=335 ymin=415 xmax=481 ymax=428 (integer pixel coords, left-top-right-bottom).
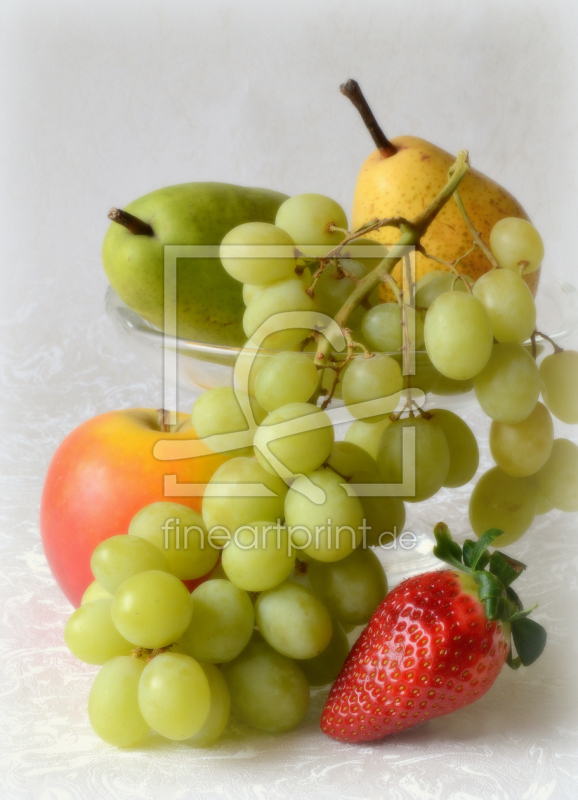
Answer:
xmin=321 ymin=524 xmax=546 ymax=743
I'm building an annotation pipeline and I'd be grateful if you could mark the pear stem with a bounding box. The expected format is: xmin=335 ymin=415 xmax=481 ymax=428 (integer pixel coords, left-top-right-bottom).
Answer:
xmin=340 ymin=80 xmax=397 ymax=157
xmin=108 ymin=207 xmax=154 ymax=237
xmin=314 ymin=150 xmax=470 ymax=369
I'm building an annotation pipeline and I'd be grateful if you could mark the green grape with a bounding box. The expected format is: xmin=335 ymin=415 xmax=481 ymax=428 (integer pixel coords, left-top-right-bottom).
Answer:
xmin=242 ymin=283 xmax=264 ymax=306
xmin=220 ymin=222 xmax=296 ymax=285
xmin=138 ymin=652 xmax=211 ymax=740
xmin=490 ymin=217 xmax=544 ymax=275
xmin=255 ymin=581 xmax=333 ymax=659
xmin=285 ymin=467 xmax=364 ymax=562
xmin=539 ymin=350 xmax=578 ymax=424
xmin=221 ymin=637 xmax=309 ymax=733
xmin=243 ymin=277 xmax=318 ymax=350
xmin=326 ymin=441 xmax=380 ymax=482
xmin=431 ymin=373 xmax=474 ymax=396
xmin=254 ymin=402 xmax=334 ymax=478
xmin=414 ymin=271 xmax=473 ymax=309
xmin=535 ymin=438 xmax=578 ymax=512
xmin=344 ymin=418 xmax=393 ymax=460
xmin=473 ymin=343 xmax=540 ymax=423
xmin=489 ymin=402 xmax=554 ymax=477
xmin=202 ymin=457 xmax=287 ymax=538
xmin=308 ymin=547 xmax=387 ymax=627
xmin=88 ymin=656 xmax=149 ymax=746
xmin=191 ymin=387 xmax=266 ymax=457
xmin=424 ymin=292 xmax=493 ymax=380
xmin=428 ymin=408 xmax=479 ymax=487
xmin=469 ymin=466 xmax=536 ymax=547
xmin=81 ymin=580 xmax=112 ymax=605
xmin=472 ymin=269 xmax=536 ymax=343
xmin=112 ymin=571 xmax=193 ymax=649
xmin=275 ymin=193 xmax=347 ymax=256
xmin=342 ymin=354 xmax=403 ymax=421
xmin=221 ymin=522 xmax=294 ymax=591
xmin=299 ymin=620 xmax=350 ymax=687
xmin=188 ymin=663 xmax=231 ymax=747
xmin=377 ymin=416 xmax=450 ymax=502
xmin=535 ymin=493 xmax=554 ymax=516
xmin=254 ymin=351 xmax=319 ymax=411
xmin=64 ymin=599 xmax=135 ymax=665
xmin=129 ymin=502 xmax=219 ymax=581
xmin=90 ymin=534 xmax=170 ymax=595
xmin=234 ymin=348 xmax=272 ymax=398
xmin=339 ymin=236 xmax=388 ymax=269
xmin=361 ymin=303 xmax=424 ymax=353
xmin=360 ymin=493 xmax=406 ymax=548
xmin=178 ymin=579 xmax=254 ymax=663
xmin=313 ymin=260 xmax=375 ymax=326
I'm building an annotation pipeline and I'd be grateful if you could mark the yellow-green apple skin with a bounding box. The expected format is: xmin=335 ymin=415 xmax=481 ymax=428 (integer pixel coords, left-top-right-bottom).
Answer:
xmin=102 ymin=183 xmax=288 ymax=345
xmin=40 ymin=410 xmax=228 ymax=607
xmin=351 ymin=137 xmax=540 ymax=299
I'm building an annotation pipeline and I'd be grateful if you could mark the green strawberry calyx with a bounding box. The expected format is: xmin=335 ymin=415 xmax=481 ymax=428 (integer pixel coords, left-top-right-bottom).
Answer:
xmin=433 ymin=522 xmax=547 ymax=671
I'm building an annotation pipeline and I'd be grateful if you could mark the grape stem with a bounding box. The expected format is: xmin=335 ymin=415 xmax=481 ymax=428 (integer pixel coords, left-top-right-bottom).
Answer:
xmin=320 ymin=329 xmax=370 ymax=410
xmin=416 ymin=243 xmax=477 ymax=292
xmin=314 ymin=150 xmax=471 ymax=372
xmin=450 ymin=187 xmax=501 ymax=270
xmin=534 ymin=330 xmax=564 ymax=354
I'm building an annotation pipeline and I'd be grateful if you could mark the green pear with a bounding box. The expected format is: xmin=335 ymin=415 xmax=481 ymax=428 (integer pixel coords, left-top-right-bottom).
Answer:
xmin=102 ymin=182 xmax=288 ymax=345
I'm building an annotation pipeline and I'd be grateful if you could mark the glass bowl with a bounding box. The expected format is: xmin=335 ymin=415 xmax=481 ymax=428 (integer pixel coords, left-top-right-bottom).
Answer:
xmin=105 ymin=280 xmax=578 ymax=403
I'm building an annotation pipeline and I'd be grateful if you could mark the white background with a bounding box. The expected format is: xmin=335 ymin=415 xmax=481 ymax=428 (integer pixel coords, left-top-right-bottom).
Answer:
xmin=1 ymin=1 xmax=577 ymax=799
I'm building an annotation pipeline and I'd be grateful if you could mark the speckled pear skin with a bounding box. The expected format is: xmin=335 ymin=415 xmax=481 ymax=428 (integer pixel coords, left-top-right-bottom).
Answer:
xmin=351 ymin=136 xmax=540 ymax=299
xmin=102 ymin=183 xmax=288 ymax=345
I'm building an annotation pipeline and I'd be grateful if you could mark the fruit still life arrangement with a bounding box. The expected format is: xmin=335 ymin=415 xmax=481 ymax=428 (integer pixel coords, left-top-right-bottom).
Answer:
xmin=40 ymin=80 xmax=578 ymax=749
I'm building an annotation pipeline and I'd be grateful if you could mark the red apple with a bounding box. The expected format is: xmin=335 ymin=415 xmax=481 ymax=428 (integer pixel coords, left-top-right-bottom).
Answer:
xmin=40 ymin=408 xmax=228 ymax=607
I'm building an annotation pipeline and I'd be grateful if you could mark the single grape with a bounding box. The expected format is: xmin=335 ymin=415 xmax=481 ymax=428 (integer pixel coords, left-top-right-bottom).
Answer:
xmin=138 ymin=652 xmax=211 ymax=740
xmin=344 ymin=417 xmax=394 ymax=460
xmin=299 ymin=620 xmax=350 ymax=687
xmin=64 ymin=599 xmax=135 ymax=665
xmin=377 ymin=415 xmax=450 ymax=502
xmin=243 ymin=278 xmax=318 ymax=350
xmin=431 ymin=373 xmax=474 ymax=396
xmin=191 ymin=387 xmax=266 ymax=457
xmin=414 ymin=270 xmax=473 ymax=309
xmin=342 ymin=354 xmax=403 ymax=421
xmin=88 ymin=656 xmax=149 ymax=747
xmin=221 ymin=522 xmax=294 ymax=592
xmin=360 ymin=493 xmax=406 ymax=548
xmin=285 ymin=467 xmax=364 ymax=562
xmin=473 ymin=342 xmax=540 ymax=423
xmin=539 ymin=350 xmax=578 ymax=424
xmin=220 ymin=222 xmax=296 ymax=285
xmin=489 ymin=401 xmax=554 ymax=477
xmin=326 ymin=441 xmax=380 ymax=482
xmin=472 ymin=269 xmax=536 ymax=343
xmin=221 ymin=637 xmax=309 ymax=733
xmin=112 ymin=570 xmax=193 ymax=649
xmin=242 ymin=283 xmax=264 ymax=306
xmin=254 ymin=402 xmax=334 ymax=478
xmin=361 ymin=303 xmax=424 ymax=353
xmin=202 ymin=457 xmax=287 ymax=538
xmin=90 ymin=534 xmax=170 ymax=595
xmin=254 ymin=351 xmax=319 ymax=411
xmin=428 ymin=408 xmax=479 ymax=487
xmin=424 ymin=292 xmax=493 ymax=380
xmin=469 ymin=466 xmax=536 ymax=547
xmin=129 ymin=502 xmax=219 ymax=581
xmin=535 ymin=438 xmax=578 ymax=512
xmin=339 ymin=236 xmax=388 ymax=269
xmin=187 ymin=663 xmax=231 ymax=747
xmin=490 ymin=217 xmax=544 ymax=275
xmin=81 ymin=580 xmax=112 ymax=605
xmin=308 ymin=547 xmax=387 ymax=627
xmin=255 ymin=581 xmax=333 ymax=660
xmin=275 ymin=193 xmax=347 ymax=256
xmin=178 ymin=579 xmax=254 ymax=663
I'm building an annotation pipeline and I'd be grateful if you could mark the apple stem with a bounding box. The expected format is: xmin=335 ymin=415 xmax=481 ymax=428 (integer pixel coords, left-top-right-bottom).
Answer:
xmin=157 ymin=408 xmax=171 ymax=432
xmin=340 ymin=80 xmax=397 ymax=157
xmin=108 ymin=207 xmax=154 ymax=237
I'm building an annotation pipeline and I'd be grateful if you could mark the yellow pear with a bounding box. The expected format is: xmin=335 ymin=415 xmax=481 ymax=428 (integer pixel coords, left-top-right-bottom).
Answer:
xmin=343 ymin=82 xmax=540 ymax=299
